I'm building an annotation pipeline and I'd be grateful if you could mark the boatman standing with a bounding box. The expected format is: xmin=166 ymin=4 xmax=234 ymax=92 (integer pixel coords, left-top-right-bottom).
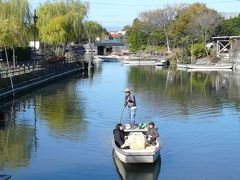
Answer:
xmin=124 ymin=88 xmax=137 ymax=128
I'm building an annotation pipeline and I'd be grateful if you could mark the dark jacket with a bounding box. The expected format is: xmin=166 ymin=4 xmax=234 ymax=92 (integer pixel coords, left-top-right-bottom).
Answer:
xmin=124 ymin=94 xmax=136 ymax=108
xmin=147 ymin=127 xmax=159 ymax=139
xmin=113 ymin=129 xmax=125 ymax=147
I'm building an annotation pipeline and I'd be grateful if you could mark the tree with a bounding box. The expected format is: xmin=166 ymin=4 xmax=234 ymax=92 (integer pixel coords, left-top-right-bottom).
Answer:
xmin=0 ymin=0 xmax=31 ymax=67
xmin=189 ymin=11 xmax=222 ymax=56
xmin=125 ymin=18 xmax=150 ymax=52
xmin=215 ymin=14 xmax=240 ymax=36
xmin=170 ymin=3 xmax=216 ymax=47
xmin=140 ymin=5 xmax=180 ymax=53
xmin=83 ymin=21 xmax=106 ymax=43
xmin=37 ymin=0 xmax=89 ymax=54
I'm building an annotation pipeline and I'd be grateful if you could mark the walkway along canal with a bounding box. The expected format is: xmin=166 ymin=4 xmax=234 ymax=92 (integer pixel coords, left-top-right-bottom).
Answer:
xmin=0 ymin=57 xmax=94 ymax=101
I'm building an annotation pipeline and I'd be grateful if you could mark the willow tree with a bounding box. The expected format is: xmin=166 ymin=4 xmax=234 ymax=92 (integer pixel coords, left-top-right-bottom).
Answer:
xmin=0 ymin=0 xmax=31 ymax=67
xmin=37 ymin=0 xmax=88 ymax=55
xmin=83 ymin=21 xmax=106 ymax=44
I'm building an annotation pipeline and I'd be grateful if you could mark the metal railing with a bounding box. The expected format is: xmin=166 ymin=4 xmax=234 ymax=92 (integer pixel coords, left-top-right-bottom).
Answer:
xmin=0 ymin=58 xmax=81 ymax=79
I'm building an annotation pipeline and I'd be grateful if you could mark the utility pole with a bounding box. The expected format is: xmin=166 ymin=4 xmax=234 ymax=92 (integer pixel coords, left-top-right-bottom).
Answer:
xmin=33 ymin=9 xmax=38 ymax=66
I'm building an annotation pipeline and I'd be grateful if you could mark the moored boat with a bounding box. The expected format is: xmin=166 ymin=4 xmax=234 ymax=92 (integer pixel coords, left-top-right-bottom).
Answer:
xmin=112 ymin=125 xmax=161 ymax=163
xmin=123 ymin=60 xmax=156 ymax=66
xmin=155 ymin=59 xmax=170 ymax=67
xmin=187 ymin=64 xmax=233 ymax=69
xmin=176 ymin=63 xmax=233 ymax=69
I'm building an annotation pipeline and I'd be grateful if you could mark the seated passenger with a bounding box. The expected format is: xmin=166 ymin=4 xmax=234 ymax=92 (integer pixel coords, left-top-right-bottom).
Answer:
xmin=113 ymin=124 xmax=126 ymax=148
xmin=146 ymin=122 xmax=159 ymax=145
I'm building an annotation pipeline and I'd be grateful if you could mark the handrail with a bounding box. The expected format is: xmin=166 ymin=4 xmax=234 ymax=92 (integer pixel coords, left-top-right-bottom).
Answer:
xmin=0 ymin=57 xmax=83 ymax=79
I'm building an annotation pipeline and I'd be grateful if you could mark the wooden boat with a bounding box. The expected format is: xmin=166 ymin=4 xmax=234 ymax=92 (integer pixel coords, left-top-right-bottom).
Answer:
xmin=113 ymin=151 xmax=161 ymax=180
xmin=93 ymin=56 xmax=103 ymax=62
xmin=176 ymin=64 xmax=188 ymax=68
xmin=94 ymin=55 xmax=119 ymax=62
xmin=123 ymin=60 xmax=156 ymax=66
xmin=112 ymin=127 xmax=161 ymax=163
xmin=187 ymin=64 xmax=233 ymax=69
xmin=177 ymin=63 xmax=233 ymax=69
xmin=155 ymin=59 xmax=170 ymax=67
xmin=186 ymin=68 xmax=233 ymax=72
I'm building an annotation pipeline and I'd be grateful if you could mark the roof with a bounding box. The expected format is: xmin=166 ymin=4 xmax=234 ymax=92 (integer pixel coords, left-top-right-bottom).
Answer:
xmin=212 ymin=36 xmax=240 ymax=40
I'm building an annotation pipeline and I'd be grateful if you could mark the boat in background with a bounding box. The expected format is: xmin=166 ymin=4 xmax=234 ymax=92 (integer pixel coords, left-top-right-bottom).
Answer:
xmin=93 ymin=56 xmax=103 ymax=62
xmin=177 ymin=63 xmax=233 ymax=70
xmin=155 ymin=58 xmax=170 ymax=67
xmin=123 ymin=60 xmax=156 ymax=66
xmin=93 ymin=55 xmax=119 ymax=62
xmin=187 ymin=64 xmax=233 ymax=69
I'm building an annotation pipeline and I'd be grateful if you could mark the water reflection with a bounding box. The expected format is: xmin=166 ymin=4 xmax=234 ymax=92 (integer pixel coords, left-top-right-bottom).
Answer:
xmin=127 ymin=66 xmax=240 ymax=118
xmin=0 ymin=73 xmax=89 ymax=170
xmin=113 ymin=152 xmax=161 ymax=180
xmin=35 ymin=77 xmax=87 ymax=141
xmin=0 ymin=118 xmax=36 ymax=169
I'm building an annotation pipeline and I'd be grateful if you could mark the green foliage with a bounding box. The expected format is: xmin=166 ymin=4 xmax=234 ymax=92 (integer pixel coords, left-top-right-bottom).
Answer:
xmin=145 ymin=46 xmax=166 ymax=53
xmin=41 ymin=16 xmax=68 ymax=45
xmin=215 ymin=15 xmax=240 ymax=36
xmin=37 ymin=0 xmax=89 ymax=45
xmin=83 ymin=21 xmax=106 ymax=41
xmin=171 ymin=48 xmax=190 ymax=64
xmin=190 ymin=43 xmax=206 ymax=59
xmin=0 ymin=0 xmax=31 ymax=48
xmin=127 ymin=30 xmax=148 ymax=52
xmin=126 ymin=2 xmax=223 ymax=58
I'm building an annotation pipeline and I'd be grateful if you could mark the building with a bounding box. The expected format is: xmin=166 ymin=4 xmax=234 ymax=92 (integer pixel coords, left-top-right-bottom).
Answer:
xmin=108 ymin=30 xmax=126 ymax=39
xmin=220 ymin=12 xmax=239 ymax=20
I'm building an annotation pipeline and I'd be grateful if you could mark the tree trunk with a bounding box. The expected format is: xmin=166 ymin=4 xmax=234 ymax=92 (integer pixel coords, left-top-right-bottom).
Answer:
xmin=89 ymin=38 xmax=92 ymax=51
xmin=5 ymin=47 xmax=15 ymax=96
xmin=204 ymin=41 xmax=209 ymax=57
xmin=63 ymin=42 xmax=67 ymax=56
xmin=12 ymin=47 xmax=16 ymax=67
xmin=165 ymin=35 xmax=171 ymax=54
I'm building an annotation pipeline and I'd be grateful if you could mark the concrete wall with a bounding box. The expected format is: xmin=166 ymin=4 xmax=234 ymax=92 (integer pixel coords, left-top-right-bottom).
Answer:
xmin=0 ymin=61 xmax=87 ymax=100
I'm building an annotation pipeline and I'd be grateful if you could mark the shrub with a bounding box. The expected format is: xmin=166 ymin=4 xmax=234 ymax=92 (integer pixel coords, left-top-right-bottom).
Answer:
xmin=190 ymin=43 xmax=207 ymax=59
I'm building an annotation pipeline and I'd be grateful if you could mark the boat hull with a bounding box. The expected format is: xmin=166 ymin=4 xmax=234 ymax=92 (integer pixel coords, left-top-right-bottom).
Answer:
xmin=177 ymin=63 xmax=233 ymax=69
xmin=187 ymin=64 xmax=233 ymax=69
xmin=123 ymin=60 xmax=156 ymax=66
xmin=112 ymin=139 xmax=160 ymax=163
xmin=114 ymin=149 xmax=160 ymax=163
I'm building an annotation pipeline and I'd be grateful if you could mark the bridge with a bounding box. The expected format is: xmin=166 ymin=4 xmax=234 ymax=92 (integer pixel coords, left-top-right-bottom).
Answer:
xmin=95 ymin=39 xmax=125 ymax=55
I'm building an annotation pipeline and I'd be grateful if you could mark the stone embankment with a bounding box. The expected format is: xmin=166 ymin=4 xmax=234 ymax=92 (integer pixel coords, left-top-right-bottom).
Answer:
xmin=0 ymin=59 xmax=93 ymax=100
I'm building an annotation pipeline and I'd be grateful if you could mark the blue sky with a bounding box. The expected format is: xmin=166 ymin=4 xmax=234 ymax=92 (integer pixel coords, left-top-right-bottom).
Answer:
xmin=31 ymin=0 xmax=240 ymax=30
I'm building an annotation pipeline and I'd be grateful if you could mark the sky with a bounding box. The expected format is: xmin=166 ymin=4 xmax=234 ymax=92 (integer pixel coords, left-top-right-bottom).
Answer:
xmin=30 ymin=0 xmax=240 ymax=30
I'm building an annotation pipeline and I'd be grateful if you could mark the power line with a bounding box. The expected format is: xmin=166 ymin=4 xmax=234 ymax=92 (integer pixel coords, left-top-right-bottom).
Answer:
xmin=88 ymin=0 xmax=240 ymax=6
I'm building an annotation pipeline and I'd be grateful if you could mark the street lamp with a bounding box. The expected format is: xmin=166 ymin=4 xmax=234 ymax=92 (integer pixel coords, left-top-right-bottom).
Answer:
xmin=33 ymin=9 xmax=38 ymax=66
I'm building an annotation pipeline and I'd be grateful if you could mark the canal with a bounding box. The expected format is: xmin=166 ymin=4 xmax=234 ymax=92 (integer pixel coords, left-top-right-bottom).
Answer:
xmin=1 ymin=62 xmax=240 ymax=180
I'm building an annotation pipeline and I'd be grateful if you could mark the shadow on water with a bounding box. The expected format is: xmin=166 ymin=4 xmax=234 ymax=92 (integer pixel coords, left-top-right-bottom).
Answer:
xmin=112 ymin=151 xmax=161 ymax=180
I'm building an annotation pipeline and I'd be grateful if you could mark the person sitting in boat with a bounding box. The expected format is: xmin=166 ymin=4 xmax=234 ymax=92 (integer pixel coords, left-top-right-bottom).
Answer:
xmin=146 ymin=122 xmax=159 ymax=145
xmin=123 ymin=88 xmax=137 ymax=128
xmin=113 ymin=124 xmax=127 ymax=148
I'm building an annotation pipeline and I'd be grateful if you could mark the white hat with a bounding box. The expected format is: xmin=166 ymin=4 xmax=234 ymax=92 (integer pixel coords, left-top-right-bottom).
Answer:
xmin=124 ymin=88 xmax=131 ymax=92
